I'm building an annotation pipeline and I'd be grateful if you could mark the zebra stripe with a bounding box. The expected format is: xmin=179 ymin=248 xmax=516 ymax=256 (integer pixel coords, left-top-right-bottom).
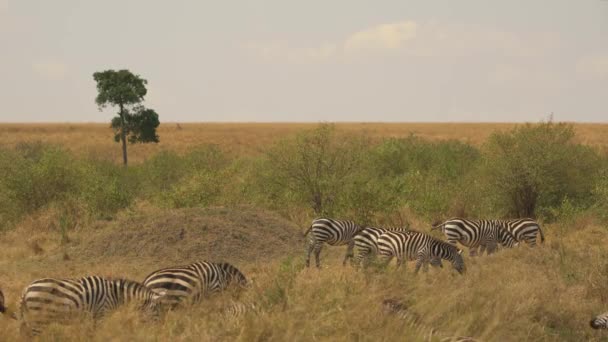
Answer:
xmin=0 ymin=288 xmax=5 ymax=314
xmin=142 ymin=261 xmax=248 ymax=307
xmin=432 ymin=218 xmax=518 ymax=256
xmin=222 ymin=301 xmax=257 ymax=320
xmin=303 ymin=218 xmax=364 ymax=268
xmin=590 ymin=312 xmax=608 ymax=329
xmin=353 ymin=226 xmax=411 ymax=267
xmin=19 ymin=276 xmax=163 ymax=336
xmin=503 ymin=218 xmax=545 ymax=246
xmin=378 ymin=231 xmax=465 ymax=274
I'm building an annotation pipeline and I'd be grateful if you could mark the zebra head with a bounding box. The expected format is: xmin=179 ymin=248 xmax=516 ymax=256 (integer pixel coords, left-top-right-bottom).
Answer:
xmin=0 ymin=288 xmax=5 ymax=313
xmin=590 ymin=313 xmax=608 ymax=329
xmin=451 ymin=249 xmax=466 ymax=275
xmin=434 ymin=240 xmax=466 ymax=274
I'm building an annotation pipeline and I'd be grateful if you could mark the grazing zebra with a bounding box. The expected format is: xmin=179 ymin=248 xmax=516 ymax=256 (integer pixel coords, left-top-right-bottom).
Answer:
xmin=142 ymin=261 xmax=248 ymax=307
xmin=590 ymin=312 xmax=608 ymax=329
xmin=432 ymin=218 xmax=518 ymax=256
xmin=377 ymin=230 xmax=465 ymax=274
xmin=382 ymin=298 xmax=478 ymax=341
xmin=303 ymin=218 xmax=364 ymax=268
xmin=19 ymin=276 xmax=165 ymax=336
xmin=0 ymin=288 xmax=5 ymax=314
xmin=354 ymin=226 xmax=428 ymax=268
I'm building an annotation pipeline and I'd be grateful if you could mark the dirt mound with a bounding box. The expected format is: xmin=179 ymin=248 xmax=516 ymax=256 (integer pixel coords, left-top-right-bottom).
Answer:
xmin=76 ymin=206 xmax=304 ymax=265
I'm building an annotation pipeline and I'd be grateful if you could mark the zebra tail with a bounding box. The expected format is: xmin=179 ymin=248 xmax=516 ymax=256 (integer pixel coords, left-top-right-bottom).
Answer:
xmin=303 ymin=225 xmax=313 ymax=237
xmin=431 ymin=221 xmax=443 ymax=231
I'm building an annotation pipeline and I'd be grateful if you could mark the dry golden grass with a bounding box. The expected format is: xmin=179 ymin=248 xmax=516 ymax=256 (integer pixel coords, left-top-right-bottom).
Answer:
xmin=1 ymin=122 xmax=606 ymax=163
xmin=1 ymin=208 xmax=608 ymax=341
xmin=2 ymin=122 xmax=608 ymax=340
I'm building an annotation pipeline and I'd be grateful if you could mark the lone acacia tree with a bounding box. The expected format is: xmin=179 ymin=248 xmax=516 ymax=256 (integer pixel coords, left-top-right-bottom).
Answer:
xmin=93 ymin=69 xmax=160 ymax=166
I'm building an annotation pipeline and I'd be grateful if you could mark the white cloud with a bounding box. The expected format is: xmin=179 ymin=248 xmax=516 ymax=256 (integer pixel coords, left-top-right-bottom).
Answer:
xmin=245 ymin=20 xmax=418 ymax=63
xmin=576 ymin=54 xmax=608 ymax=79
xmin=344 ymin=21 xmax=417 ymax=52
xmin=245 ymin=20 xmax=557 ymax=64
xmin=32 ymin=60 xmax=68 ymax=80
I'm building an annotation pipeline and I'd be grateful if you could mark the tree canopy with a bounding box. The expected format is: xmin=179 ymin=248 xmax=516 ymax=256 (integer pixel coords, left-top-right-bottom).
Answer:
xmin=93 ymin=69 xmax=159 ymax=166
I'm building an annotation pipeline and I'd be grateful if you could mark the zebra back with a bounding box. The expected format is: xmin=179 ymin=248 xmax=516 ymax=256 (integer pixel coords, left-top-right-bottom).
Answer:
xmin=308 ymin=218 xmax=363 ymax=246
xmin=438 ymin=218 xmax=518 ymax=250
xmin=354 ymin=227 xmax=410 ymax=257
xmin=19 ymin=276 xmax=163 ymax=336
xmin=143 ymin=261 xmax=247 ymax=306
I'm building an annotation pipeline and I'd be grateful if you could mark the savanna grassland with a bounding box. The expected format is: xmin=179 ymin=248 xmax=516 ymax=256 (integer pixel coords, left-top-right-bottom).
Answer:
xmin=1 ymin=122 xmax=608 ymax=341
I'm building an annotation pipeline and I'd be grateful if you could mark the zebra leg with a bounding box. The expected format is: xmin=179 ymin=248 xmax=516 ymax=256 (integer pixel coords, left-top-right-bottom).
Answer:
xmin=305 ymin=239 xmax=315 ymax=267
xmin=313 ymin=243 xmax=323 ymax=268
xmin=343 ymin=241 xmax=355 ymax=266
xmin=486 ymin=241 xmax=497 ymax=255
xmin=469 ymin=247 xmax=478 ymax=257
xmin=414 ymin=259 xmax=424 ymax=274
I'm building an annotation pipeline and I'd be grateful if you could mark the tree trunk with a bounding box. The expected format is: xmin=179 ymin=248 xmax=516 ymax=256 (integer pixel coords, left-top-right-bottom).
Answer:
xmin=119 ymin=103 xmax=128 ymax=166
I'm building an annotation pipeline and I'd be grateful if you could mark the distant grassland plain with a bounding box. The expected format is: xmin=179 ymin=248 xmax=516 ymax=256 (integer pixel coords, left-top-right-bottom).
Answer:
xmin=1 ymin=122 xmax=607 ymax=163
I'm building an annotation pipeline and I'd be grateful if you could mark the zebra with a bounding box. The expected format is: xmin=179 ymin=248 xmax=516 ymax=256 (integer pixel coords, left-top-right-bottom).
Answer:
xmin=142 ymin=261 xmax=248 ymax=307
xmin=590 ymin=312 xmax=608 ymax=329
xmin=501 ymin=218 xmax=545 ymax=246
xmin=303 ymin=218 xmax=364 ymax=268
xmin=19 ymin=276 xmax=165 ymax=336
xmin=377 ymin=230 xmax=465 ymax=274
xmin=432 ymin=218 xmax=518 ymax=256
xmin=0 ymin=287 xmax=5 ymax=314
xmin=382 ymin=298 xmax=478 ymax=341
xmin=353 ymin=226 xmax=433 ymax=268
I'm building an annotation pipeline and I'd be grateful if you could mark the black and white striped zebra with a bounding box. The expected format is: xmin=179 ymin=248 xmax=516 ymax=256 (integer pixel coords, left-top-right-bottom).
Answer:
xmin=590 ymin=312 xmax=608 ymax=329
xmin=432 ymin=218 xmax=518 ymax=256
xmin=142 ymin=261 xmax=248 ymax=307
xmin=303 ymin=218 xmax=364 ymax=268
xmin=502 ymin=218 xmax=545 ymax=246
xmin=353 ymin=226 xmax=414 ymax=268
xmin=377 ymin=230 xmax=465 ymax=274
xmin=19 ymin=276 xmax=165 ymax=336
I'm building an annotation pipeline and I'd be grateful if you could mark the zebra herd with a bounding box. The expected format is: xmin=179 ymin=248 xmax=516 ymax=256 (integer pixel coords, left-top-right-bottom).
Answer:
xmin=304 ymin=216 xmax=608 ymax=333
xmin=305 ymin=217 xmax=546 ymax=272
xmin=2 ymin=261 xmax=248 ymax=336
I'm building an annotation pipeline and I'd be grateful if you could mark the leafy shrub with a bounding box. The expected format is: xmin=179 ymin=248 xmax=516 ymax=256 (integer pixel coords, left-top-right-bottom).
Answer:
xmin=482 ymin=122 xmax=601 ymax=219
xmin=256 ymin=124 xmax=369 ymax=217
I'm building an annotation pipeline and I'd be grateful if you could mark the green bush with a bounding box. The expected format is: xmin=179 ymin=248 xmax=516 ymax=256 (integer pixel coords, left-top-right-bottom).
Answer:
xmin=255 ymin=124 xmax=369 ymax=218
xmin=482 ymin=122 xmax=601 ymax=219
xmin=370 ymin=136 xmax=481 ymax=220
xmin=0 ymin=144 xmax=83 ymax=228
xmin=78 ymin=159 xmax=135 ymax=219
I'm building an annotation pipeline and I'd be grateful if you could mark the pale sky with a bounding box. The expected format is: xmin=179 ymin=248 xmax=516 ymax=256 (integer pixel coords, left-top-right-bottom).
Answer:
xmin=0 ymin=0 xmax=607 ymax=123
